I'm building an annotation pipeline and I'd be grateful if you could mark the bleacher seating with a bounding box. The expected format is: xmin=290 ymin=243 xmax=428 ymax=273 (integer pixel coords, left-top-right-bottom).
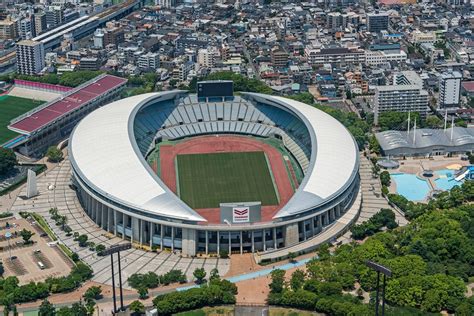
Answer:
xmin=133 ymin=96 xmax=312 ymax=173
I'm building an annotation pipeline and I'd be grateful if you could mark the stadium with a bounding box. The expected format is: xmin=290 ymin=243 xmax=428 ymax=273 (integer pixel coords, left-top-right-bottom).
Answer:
xmin=68 ymin=81 xmax=361 ymax=261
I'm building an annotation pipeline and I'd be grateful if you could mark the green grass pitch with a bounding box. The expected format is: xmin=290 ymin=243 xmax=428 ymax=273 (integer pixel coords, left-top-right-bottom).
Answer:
xmin=0 ymin=95 xmax=44 ymax=144
xmin=176 ymin=151 xmax=278 ymax=209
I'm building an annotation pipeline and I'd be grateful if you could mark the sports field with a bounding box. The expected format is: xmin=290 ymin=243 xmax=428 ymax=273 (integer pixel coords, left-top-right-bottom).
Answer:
xmin=0 ymin=95 xmax=44 ymax=144
xmin=176 ymin=151 xmax=278 ymax=209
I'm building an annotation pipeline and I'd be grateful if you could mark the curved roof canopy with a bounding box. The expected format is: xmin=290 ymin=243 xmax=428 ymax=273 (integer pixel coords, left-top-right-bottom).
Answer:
xmin=69 ymin=91 xmax=359 ymax=223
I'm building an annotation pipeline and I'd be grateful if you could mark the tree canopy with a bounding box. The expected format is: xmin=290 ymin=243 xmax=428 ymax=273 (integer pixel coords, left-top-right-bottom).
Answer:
xmin=270 ymin=180 xmax=474 ymax=314
xmin=0 ymin=148 xmax=17 ymax=175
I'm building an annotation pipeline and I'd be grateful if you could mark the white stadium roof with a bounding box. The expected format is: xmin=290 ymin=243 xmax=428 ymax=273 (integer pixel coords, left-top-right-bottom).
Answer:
xmin=69 ymin=91 xmax=358 ymax=223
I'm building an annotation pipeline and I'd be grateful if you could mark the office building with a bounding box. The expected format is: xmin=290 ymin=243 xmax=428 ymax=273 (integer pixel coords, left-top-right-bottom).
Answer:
xmin=438 ymin=71 xmax=462 ymax=108
xmin=16 ymin=40 xmax=45 ymax=75
xmin=367 ymin=11 xmax=389 ymax=33
xmin=305 ymin=46 xmax=365 ymax=66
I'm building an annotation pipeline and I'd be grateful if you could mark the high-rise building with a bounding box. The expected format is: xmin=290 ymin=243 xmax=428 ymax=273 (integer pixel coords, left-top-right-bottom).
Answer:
xmin=367 ymin=11 xmax=389 ymax=33
xmin=374 ymin=85 xmax=429 ymax=124
xmin=46 ymin=6 xmax=64 ymax=29
xmin=34 ymin=13 xmax=47 ymax=36
xmin=438 ymin=71 xmax=462 ymax=108
xmin=0 ymin=18 xmax=18 ymax=40
xmin=16 ymin=40 xmax=45 ymax=75
xmin=18 ymin=17 xmax=35 ymax=39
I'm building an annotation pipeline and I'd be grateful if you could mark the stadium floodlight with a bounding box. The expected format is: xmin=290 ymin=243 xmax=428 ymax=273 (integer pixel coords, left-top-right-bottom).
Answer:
xmin=365 ymin=261 xmax=392 ymax=316
xmin=100 ymin=243 xmax=131 ymax=314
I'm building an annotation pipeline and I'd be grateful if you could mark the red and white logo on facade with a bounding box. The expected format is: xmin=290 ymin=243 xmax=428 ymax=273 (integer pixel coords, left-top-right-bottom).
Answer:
xmin=233 ymin=207 xmax=250 ymax=223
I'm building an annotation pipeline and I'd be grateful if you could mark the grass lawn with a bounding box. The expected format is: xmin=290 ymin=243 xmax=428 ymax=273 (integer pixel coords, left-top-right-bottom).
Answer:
xmin=0 ymin=95 xmax=44 ymax=144
xmin=176 ymin=151 xmax=278 ymax=209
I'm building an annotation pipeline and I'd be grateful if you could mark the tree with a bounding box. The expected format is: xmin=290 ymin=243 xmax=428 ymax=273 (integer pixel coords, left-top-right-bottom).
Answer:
xmin=38 ymin=299 xmax=55 ymax=316
xmin=129 ymin=300 xmax=145 ymax=315
xmin=57 ymin=215 xmax=67 ymax=231
xmin=425 ymin=115 xmax=442 ymax=128
xmin=71 ymin=252 xmax=79 ymax=262
xmin=77 ymin=234 xmax=88 ymax=247
xmin=288 ymin=252 xmax=297 ymax=263
xmin=269 ymin=269 xmax=286 ymax=294
xmin=380 ymin=171 xmax=391 ymax=187
xmin=193 ymin=268 xmax=206 ymax=284
xmin=95 ymin=244 xmax=106 ymax=254
xmin=290 ymin=269 xmax=305 ymax=291
xmin=138 ymin=287 xmax=148 ymax=299
xmin=219 ymin=249 xmax=229 ymax=258
xmin=46 ymin=146 xmax=63 ymax=163
xmin=20 ymin=229 xmax=34 ymax=244
xmin=209 ymin=268 xmax=220 ymax=281
xmin=83 ymin=286 xmax=102 ymax=301
xmin=0 ymin=148 xmax=17 ymax=175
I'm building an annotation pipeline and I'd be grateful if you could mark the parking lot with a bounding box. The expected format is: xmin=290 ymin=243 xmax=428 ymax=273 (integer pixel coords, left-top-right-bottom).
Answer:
xmin=0 ymin=217 xmax=72 ymax=284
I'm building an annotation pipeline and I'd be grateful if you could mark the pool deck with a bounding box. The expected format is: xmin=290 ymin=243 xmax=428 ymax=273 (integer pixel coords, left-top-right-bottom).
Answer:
xmin=388 ymin=155 xmax=469 ymax=202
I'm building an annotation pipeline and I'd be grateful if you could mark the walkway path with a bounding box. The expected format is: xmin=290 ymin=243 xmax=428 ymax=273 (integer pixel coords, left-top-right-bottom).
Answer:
xmin=358 ymin=154 xmax=408 ymax=226
xmin=8 ymin=157 xmax=229 ymax=289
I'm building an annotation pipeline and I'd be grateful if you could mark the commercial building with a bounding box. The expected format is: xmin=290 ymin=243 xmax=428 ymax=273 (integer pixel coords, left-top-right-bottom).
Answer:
xmin=438 ymin=71 xmax=462 ymax=108
xmin=68 ymin=86 xmax=361 ymax=260
xmin=79 ymin=57 xmax=101 ymax=70
xmin=16 ymin=40 xmax=45 ymax=75
xmin=45 ymin=6 xmax=64 ymax=29
xmin=367 ymin=11 xmax=389 ymax=33
xmin=374 ymin=84 xmax=429 ymax=124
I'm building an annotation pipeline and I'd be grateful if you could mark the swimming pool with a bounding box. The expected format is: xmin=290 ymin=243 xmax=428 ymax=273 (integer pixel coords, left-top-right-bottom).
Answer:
xmin=434 ymin=169 xmax=463 ymax=191
xmin=391 ymin=173 xmax=431 ymax=201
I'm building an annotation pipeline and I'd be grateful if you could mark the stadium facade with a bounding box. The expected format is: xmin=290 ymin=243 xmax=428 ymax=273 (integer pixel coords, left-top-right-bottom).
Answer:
xmin=69 ymin=89 xmax=361 ymax=259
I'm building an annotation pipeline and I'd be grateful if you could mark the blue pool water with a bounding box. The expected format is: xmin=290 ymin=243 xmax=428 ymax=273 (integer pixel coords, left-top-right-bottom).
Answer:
xmin=391 ymin=173 xmax=431 ymax=201
xmin=434 ymin=169 xmax=463 ymax=191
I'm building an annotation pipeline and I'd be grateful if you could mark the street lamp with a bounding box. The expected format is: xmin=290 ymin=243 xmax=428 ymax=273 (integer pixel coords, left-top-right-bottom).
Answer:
xmin=5 ymin=232 xmax=12 ymax=261
xmin=365 ymin=260 xmax=392 ymax=316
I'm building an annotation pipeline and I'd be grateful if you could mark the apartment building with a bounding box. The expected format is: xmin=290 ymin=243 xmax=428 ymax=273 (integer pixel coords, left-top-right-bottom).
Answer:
xmin=374 ymin=85 xmax=429 ymax=124
xmin=16 ymin=40 xmax=45 ymax=75
xmin=438 ymin=71 xmax=462 ymax=108
xmin=305 ymin=46 xmax=365 ymax=66
xmin=138 ymin=52 xmax=160 ymax=71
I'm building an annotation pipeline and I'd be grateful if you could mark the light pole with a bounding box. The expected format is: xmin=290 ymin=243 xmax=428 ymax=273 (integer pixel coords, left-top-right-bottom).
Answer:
xmin=5 ymin=232 xmax=12 ymax=261
xmin=365 ymin=260 xmax=392 ymax=316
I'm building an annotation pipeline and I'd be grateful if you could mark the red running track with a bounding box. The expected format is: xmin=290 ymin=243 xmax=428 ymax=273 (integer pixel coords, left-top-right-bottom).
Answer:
xmin=159 ymin=135 xmax=295 ymax=223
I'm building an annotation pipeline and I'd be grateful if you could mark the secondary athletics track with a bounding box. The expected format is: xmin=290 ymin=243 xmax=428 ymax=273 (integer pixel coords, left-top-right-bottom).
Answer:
xmin=158 ymin=135 xmax=295 ymax=223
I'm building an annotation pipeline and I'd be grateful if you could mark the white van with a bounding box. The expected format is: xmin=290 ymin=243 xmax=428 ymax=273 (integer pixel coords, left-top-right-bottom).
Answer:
xmin=37 ymin=261 xmax=45 ymax=269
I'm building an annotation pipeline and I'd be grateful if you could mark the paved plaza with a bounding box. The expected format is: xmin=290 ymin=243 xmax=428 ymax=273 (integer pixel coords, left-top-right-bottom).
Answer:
xmin=8 ymin=157 xmax=229 ymax=288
